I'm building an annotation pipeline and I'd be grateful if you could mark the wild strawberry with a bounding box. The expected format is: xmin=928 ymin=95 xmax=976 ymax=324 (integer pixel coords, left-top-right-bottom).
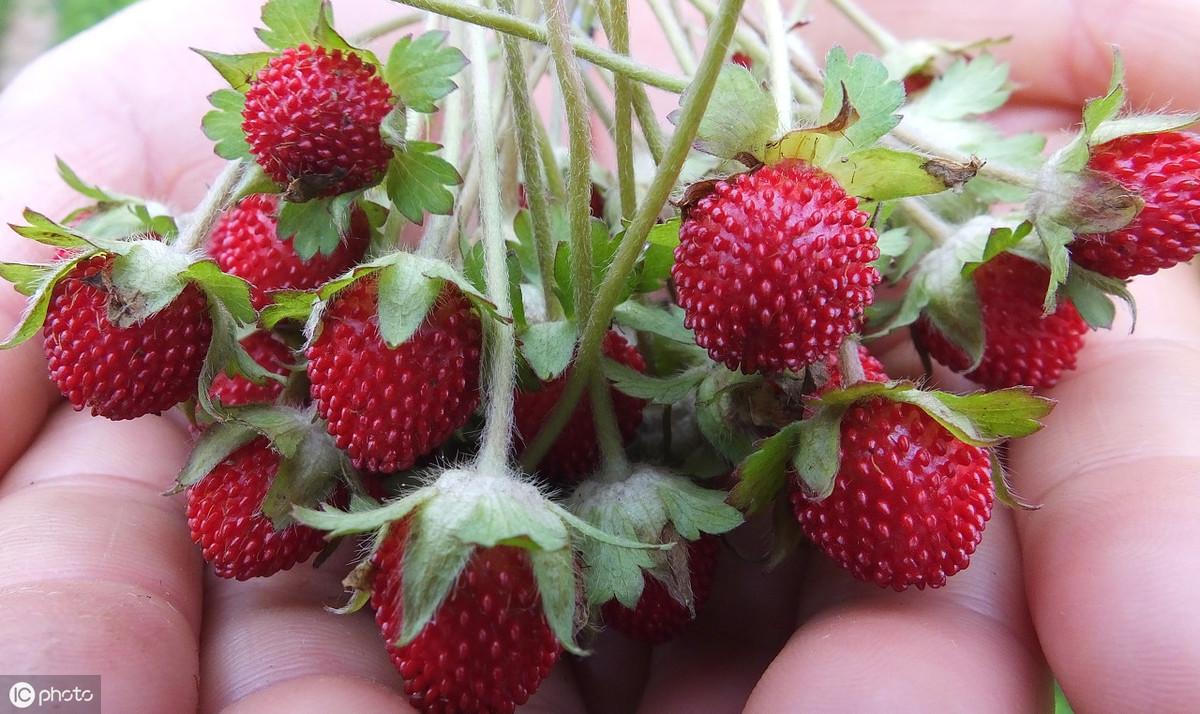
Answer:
xmin=209 ymin=332 xmax=292 ymax=407
xmin=42 ymin=254 xmax=211 ymax=420
xmin=209 ymin=194 xmax=371 ymax=308
xmin=819 ymin=344 xmax=889 ymax=391
xmin=370 ymin=523 xmax=560 ymax=713
xmin=514 ymin=331 xmax=647 ymax=482
xmin=673 ymin=161 xmax=881 ymax=374
xmin=307 ymin=279 xmax=482 ymax=473
xmin=186 ymin=437 xmax=328 ymax=580
xmin=602 ymin=534 xmax=719 ymax=644
xmin=1071 ymin=131 xmax=1200 ymax=278
xmin=242 ymin=45 xmax=394 ymax=200
xmin=790 ymin=399 xmax=994 ymax=591
xmin=730 ymin=51 xmax=753 ymax=69
xmin=912 ymin=253 xmax=1088 ymax=389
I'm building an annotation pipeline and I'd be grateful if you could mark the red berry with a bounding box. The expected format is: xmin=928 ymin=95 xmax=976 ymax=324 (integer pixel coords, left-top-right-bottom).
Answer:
xmin=370 ymin=523 xmax=560 ymax=713
xmin=730 ymin=52 xmax=753 ymax=69
xmin=242 ymin=45 xmax=394 ymax=199
xmin=602 ymin=534 xmax=719 ymax=644
xmin=902 ymin=71 xmax=935 ymax=96
xmin=514 ymin=331 xmax=647 ymax=482
xmin=1072 ymin=131 xmax=1200 ymax=278
xmin=186 ymin=437 xmax=328 ymax=580
xmin=819 ymin=344 xmax=889 ymax=391
xmin=43 ymin=254 xmax=211 ymax=420
xmin=912 ymin=253 xmax=1088 ymax=389
xmin=208 ymin=332 xmax=292 ymax=407
xmin=673 ymin=161 xmax=881 ymax=374
xmin=209 ymin=194 xmax=370 ymax=309
xmin=791 ymin=399 xmax=994 ymax=591
xmin=307 ymin=279 xmax=482 ymax=473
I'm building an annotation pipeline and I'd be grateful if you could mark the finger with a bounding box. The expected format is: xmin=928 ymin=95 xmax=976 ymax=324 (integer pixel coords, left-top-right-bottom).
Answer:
xmin=0 ymin=407 xmax=202 ymax=712
xmin=1008 ymin=263 xmax=1200 ymax=711
xmin=746 ymin=508 xmax=1050 ymax=712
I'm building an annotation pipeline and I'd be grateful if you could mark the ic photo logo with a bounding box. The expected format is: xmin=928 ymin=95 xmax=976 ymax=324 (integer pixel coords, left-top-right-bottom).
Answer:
xmin=3 ymin=677 xmax=98 ymax=712
xmin=7 ymin=682 xmax=33 ymax=709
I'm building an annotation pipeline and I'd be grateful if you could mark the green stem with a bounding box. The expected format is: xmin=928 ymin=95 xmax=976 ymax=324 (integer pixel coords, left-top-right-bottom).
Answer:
xmin=604 ymin=0 xmax=637 ymax=221
xmin=837 ymin=335 xmax=865 ymax=385
xmin=519 ymin=0 xmax=746 ymax=472
xmin=531 ymin=105 xmax=567 ymax=199
xmin=351 ymin=12 xmax=424 ymax=44
xmin=498 ymin=0 xmax=560 ymax=319
xmin=390 ymin=0 xmax=690 ymax=93
xmin=590 ymin=371 xmax=631 ymax=480
xmin=647 ymin=0 xmax=697 ymax=74
xmin=177 ymin=160 xmax=246 ymax=253
xmin=630 ymin=85 xmax=668 ymax=164
xmin=465 ymin=17 xmax=518 ymax=471
xmin=581 ymin=68 xmax=617 ymax=137
xmin=542 ymin=0 xmax=596 ymax=323
xmin=825 ymin=0 xmax=899 ymax=51
xmin=762 ymin=0 xmax=793 ymax=131
xmin=899 ymin=197 xmax=954 ymax=245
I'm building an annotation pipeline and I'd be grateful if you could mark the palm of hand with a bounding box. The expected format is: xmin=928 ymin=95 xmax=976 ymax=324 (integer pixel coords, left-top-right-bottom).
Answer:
xmin=0 ymin=1 xmax=1197 ymax=712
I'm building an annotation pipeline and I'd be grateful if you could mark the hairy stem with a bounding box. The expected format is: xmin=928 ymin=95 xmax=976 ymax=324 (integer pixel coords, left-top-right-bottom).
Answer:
xmin=466 ymin=18 xmax=517 ymax=471
xmin=519 ymin=0 xmax=746 ymax=471
xmin=899 ymin=197 xmax=955 ymax=245
xmin=542 ymin=0 xmax=596 ymax=322
xmin=762 ymin=0 xmax=793 ymax=131
xmin=391 ymin=0 xmax=689 ymax=93
xmin=837 ymin=335 xmax=866 ymax=385
xmin=647 ymin=0 xmax=697 ymax=74
xmin=590 ymin=371 xmax=631 ymax=480
xmin=825 ymin=0 xmax=898 ymax=50
xmin=176 ymin=161 xmax=246 ymax=253
xmin=498 ymin=0 xmax=560 ymax=319
xmin=351 ymin=12 xmax=424 ymax=44
xmin=605 ymin=0 xmax=637 ymax=221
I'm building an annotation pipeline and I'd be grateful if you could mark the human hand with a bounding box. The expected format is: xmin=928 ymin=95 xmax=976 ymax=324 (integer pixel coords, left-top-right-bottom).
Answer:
xmin=0 ymin=1 xmax=1197 ymax=713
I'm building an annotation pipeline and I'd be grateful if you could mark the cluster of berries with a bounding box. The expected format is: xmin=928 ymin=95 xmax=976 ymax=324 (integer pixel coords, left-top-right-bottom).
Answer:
xmin=3 ymin=1 xmax=1199 ymax=712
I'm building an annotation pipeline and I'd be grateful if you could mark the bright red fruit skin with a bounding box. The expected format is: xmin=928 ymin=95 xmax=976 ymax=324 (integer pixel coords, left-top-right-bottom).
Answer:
xmin=307 ymin=279 xmax=482 ymax=473
xmin=673 ymin=161 xmax=881 ymax=374
xmin=1072 ymin=131 xmax=1200 ymax=279
xmin=186 ymin=437 xmax=327 ymax=580
xmin=371 ymin=524 xmax=560 ymax=714
xmin=913 ymin=253 xmax=1088 ymax=389
xmin=791 ymin=399 xmax=994 ymax=591
xmin=514 ymin=331 xmax=647 ymax=482
xmin=242 ymin=45 xmax=394 ymax=199
xmin=43 ymin=255 xmax=212 ymax=420
xmin=209 ymin=194 xmax=371 ymax=308
xmin=208 ymin=332 xmax=292 ymax=407
xmin=602 ymin=534 xmax=719 ymax=644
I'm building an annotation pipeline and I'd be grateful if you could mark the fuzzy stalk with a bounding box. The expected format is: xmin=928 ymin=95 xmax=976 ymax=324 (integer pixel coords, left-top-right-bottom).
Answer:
xmin=606 ymin=0 xmax=637 ymax=221
xmin=519 ymin=0 xmax=746 ymax=472
xmin=466 ymin=18 xmax=517 ymax=471
xmin=825 ymin=0 xmax=898 ymax=50
xmin=647 ymin=0 xmax=698 ymax=74
xmin=837 ymin=335 xmax=866 ymax=386
xmin=391 ymin=0 xmax=690 ymax=93
xmin=590 ymin=370 xmax=631 ymax=480
xmin=176 ymin=160 xmax=247 ymax=253
xmin=762 ymin=0 xmax=793 ymax=131
xmin=542 ymin=0 xmax=597 ymax=322
xmin=899 ymin=197 xmax=955 ymax=246
xmin=498 ymin=0 xmax=560 ymax=319
xmin=351 ymin=12 xmax=424 ymax=44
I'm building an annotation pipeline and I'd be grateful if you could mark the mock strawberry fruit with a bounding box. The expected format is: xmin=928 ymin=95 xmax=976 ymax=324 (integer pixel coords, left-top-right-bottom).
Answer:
xmin=307 ymin=278 xmax=482 ymax=473
xmin=602 ymin=534 xmax=719 ymax=644
xmin=514 ymin=331 xmax=647 ymax=482
xmin=209 ymin=194 xmax=370 ymax=308
xmin=43 ymin=254 xmax=211 ymax=420
xmin=673 ymin=160 xmax=881 ymax=374
xmin=243 ymin=44 xmax=394 ymax=200
xmin=186 ymin=437 xmax=328 ymax=580
xmin=370 ymin=523 xmax=560 ymax=713
xmin=730 ymin=51 xmax=753 ymax=69
xmin=1071 ymin=131 xmax=1200 ymax=278
xmin=913 ymin=252 xmax=1088 ymax=389
xmin=208 ymin=332 xmax=292 ymax=407
xmin=791 ymin=399 xmax=994 ymax=591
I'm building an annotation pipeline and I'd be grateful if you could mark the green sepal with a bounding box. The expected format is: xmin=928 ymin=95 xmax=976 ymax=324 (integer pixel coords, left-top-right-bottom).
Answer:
xmin=203 ymin=89 xmax=252 ymax=161
xmin=694 ymin=369 xmax=757 ymax=465
xmin=170 ymin=420 xmax=258 ymax=492
xmin=56 ymin=157 xmax=126 ymax=203
xmin=386 ymin=141 xmax=461 ymax=224
xmin=612 ymin=301 xmax=694 ymax=345
xmin=398 ymin=520 xmax=474 ymax=646
xmin=529 ymin=547 xmax=584 ymax=655
xmin=194 ymin=49 xmax=273 ymax=91
xmin=602 ymin=359 xmax=705 ymax=405
xmin=380 ymin=105 xmax=407 ymax=151
xmin=1063 ymin=264 xmax=1135 ymax=331
xmin=1033 ymin=217 xmax=1074 ymax=312
xmin=196 ymin=299 xmax=282 ymax=418
xmin=9 ymin=208 xmax=92 ymax=248
xmin=519 ymin=319 xmax=577 ymax=381
xmin=0 ymin=262 xmax=53 ymax=297
xmin=673 ymin=62 xmax=777 ymax=161
xmin=107 ymin=241 xmax=195 ymax=326
xmin=816 ymin=47 xmax=904 ymax=155
xmin=276 ymin=194 xmax=359 ymax=259
xmin=257 ymin=0 xmax=357 ymax=55
xmin=961 ymin=222 xmax=1032 ymax=277
xmin=728 ymin=423 xmax=800 ymax=514
xmin=293 ymin=489 xmax=435 ymax=536
xmin=0 ymin=252 xmax=90 ymax=349
xmin=787 ymin=404 xmax=850 ymax=501
xmin=260 ymin=424 xmax=344 ymax=529
xmin=384 ymin=30 xmax=468 ymax=113
xmin=990 ymin=449 xmax=1039 ymax=510
xmin=827 ymin=146 xmax=978 ymax=201
xmin=375 ymin=252 xmax=501 ymax=347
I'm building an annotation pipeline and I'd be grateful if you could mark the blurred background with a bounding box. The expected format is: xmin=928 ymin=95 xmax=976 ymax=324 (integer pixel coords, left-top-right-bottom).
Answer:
xmin=0 ymin=0 xmax=135 ymax=83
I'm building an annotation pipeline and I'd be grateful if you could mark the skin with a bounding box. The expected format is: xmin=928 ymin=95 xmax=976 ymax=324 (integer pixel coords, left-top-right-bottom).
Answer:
xmin=0 ymin=0 xmax=1198 ymax=712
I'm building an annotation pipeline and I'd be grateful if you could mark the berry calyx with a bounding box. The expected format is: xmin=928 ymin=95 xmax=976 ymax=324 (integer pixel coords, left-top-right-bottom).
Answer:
xmin=186 ymin=437 xmax=329 ymax=580
xmin=514 ymin=331 xmax=647 ymax=482
xmin=602 ymin=534 xmax=719 ymax=644
xmin=208 ymin=194 xmax=371 ymax=308
xmin=370 ymin=522 xmax=560 ymax=713
xmin=913 ymin=252 xmax=1088 ymax=389
xmin=208 ymin=331 xmax=292 ymax=407
xmin=1071 ymin=131 xmax=1200 ymax=279
xmin=673 ymin=160 xmax=881 ymax=374
xmin=307 ymin=278 xmax=482 ymax=473
xmin=242 ymin=44 xmax=394 ymax=200
xmin=43 ymin=254 xmax=212 ymax=420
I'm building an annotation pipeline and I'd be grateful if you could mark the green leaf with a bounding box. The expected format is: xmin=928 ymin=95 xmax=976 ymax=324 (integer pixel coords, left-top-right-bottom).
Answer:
xmin=678 ymin=63 xmax=777 ymax=161
xmin=695 ymin=370 xmax=755 ymax=465
xmin=612 ymin=300 xmax=694 ymax=344
xmin=375 ymin=261 xmax=442 ymax=348
xmin=827 ymin=146 xmax=971 ymax=201
xmin=172 ymin=421 xmax=258 ymax=491
xmin=194 ymin=49 xmax=273 ymax=91
xmin=656 ymin=476 xmax=742 ymax=540
xmin=261 ymin=427 xmax=342 ymax=528
xmin=907 ymin=54 xmax=1010 ymax=120
xmin=529 ymin=547 xmax=583 ymax=654
xmin=196 ymin=300 xmax=282 ymax=418
xmin=257 ymin=0 xmax=325 ymax=50
xmin=789 ymin=405 xmax=849 ymax=500
xmin=919 ymin=247 xmax=985 ymax=370
xmin=277 ymin=197 xmax=349 ymax=259
xmin=384 ymin=30 xmax=468 ymax=113
xmin=1055 ymin=49 xmax=1126 ymax=173
xmin=56 ymin=157 xmax=120 ymax=202
xmin=260 ymin=290 xmax=319 ymax=329
xmin=961 ymin=222 xmax=1033 ymax=278
xmin=646 ymin=218 xmax=681 ymax=248
xmin=0 ymin=254 xmax=89 ymax=349
xmin=182 ymin=259 xmax=257 ymax=324
xmin=876 ymin=227 xmax=911 ymax=257
xmin=1034 ymin=218 xmax=1075 ymax=312
xmin=553 ymin=219 xmax=624 ymax=319
xmin=729 ymin=423 xmax=800 ymax=514
xmin=603 ymin=360 xmax=704 ymax=405
xmin=635 ymin=243 xmax=675 ymax=293
xmin=0 ymin=262 xmax=52 ymax=296
xmin=819 ymin=47 xmax=904 ymax=152
xmin=9 ymin=209 xmax=91 ymax=248
xmin=990 ymin=449 xmax=1040 ymax=510
xmin=519 ymin=319 xmax=577 ymax=381
xmin=386 ymin=141 xmax=461 ymax=224
xmin=293 ymin=489 xmax=434 ymax=536
xmin=203 ymin=89 xmax=251 ymax=161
